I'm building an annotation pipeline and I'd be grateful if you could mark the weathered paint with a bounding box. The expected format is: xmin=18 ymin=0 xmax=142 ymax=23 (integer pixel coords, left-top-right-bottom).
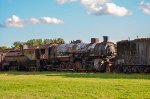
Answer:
xmin=117 ymin=38 xmax=150 ymax=65
xmin=4 ymin=56 xmax=27 ymax=62
xmin=56 ymin=44 xmax=74 ymax=56
xmin=0 ymin=52 xmax=3 ymax=62
xmin=94 ymin=42 xmax=116 ymax=56
xmin=88 ymin=43 xmax=97 ymax=56
xmin=5 ymin=51 xmax=22 ymax=57
xmin=24 ymin=49 xmax=36 ymax=60
xmin=147 ymin=42 xmax=150 ymax=65
xmin=73 ymin=43 xmax=88 ymax=52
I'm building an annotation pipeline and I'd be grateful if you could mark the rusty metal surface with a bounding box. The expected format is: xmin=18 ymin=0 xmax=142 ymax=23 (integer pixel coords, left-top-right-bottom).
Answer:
xmin=39 ymin=44 xmax=53 ymax=49
xmin=87 ymin=43 xmax=97 ymax=56
xmin=117 ymin=38 xmax=150 ymax=65
xmin=147 ymin=42 xmax=150 ymax=65
xmin=24 ymin=49 xmax=36 ymax=60
xmin=117 ymin=40 xmax=137 ymax=65
xmin=56 ymin=44 xmax=74 ymax=56
xmin=40 ymin=49 xmax=48 ymax=59
xmin=49 ymin=45 xmax=58 ymax=58
xmin=4 ymin=56 xmax=27 ymax=62
xmin=72 ymin=43 xmax=88 ymax=53
xmin=0 ymin=52 xmax=6 ymax=62
xmin=136 ymin=41 xmax=147 ymax=64
xmin=5 ymin=51 xmax=23 ymax=57
xmin=57 ymin=44 xmax=74 ymax=53
xmin=38 ymin=44 xmax=58 ymax=60
xmin=0 ymin=52 xmax=4 ymax=62
xmin=94 ymin=42 xmax=116 ymax=56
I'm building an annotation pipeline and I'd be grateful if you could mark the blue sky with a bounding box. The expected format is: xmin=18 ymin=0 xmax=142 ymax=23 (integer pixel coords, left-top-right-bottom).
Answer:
xmin=0 ymin=0 xmax=150 ymax=47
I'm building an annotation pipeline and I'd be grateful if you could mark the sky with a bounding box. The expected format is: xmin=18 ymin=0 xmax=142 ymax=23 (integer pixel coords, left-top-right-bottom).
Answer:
xmin=0 ymin=0 xmax=150 ymax=47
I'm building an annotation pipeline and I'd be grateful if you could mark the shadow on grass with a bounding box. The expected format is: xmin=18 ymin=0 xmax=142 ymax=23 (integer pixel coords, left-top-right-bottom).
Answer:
xmin=0 ymin=71 xmax=150 ymax=80
xmin=47 ymin=72 xmax=150 ymax=80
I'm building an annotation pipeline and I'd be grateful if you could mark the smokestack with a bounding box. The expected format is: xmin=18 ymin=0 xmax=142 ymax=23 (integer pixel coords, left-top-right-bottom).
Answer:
xmin=91 ymin=38 xmax=99 ymax=44
xmin=103 ymin=36 xmax=108 ymax=43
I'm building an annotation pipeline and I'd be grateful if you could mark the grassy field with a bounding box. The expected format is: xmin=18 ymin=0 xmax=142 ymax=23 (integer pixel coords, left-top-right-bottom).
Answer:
xmin=0 ymin=72 xmax=150 ymax=99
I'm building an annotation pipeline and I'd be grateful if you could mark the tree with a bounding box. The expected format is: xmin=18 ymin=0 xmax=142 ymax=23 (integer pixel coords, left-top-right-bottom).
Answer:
xmin=57 ymin=38 xmax=65 ymax=44
xmin=12 ymin=38 xmax=65 ymax=48
xmin=43 ymin=39 xmax=53 ymax=44
xmin=43 ymin=38 xmax=65 ymax=44
xmin=26 ymin=39 xmax=42 ymax=47
xmin=13 ymin=41 xmax=22 ymax=48
xmin=0 ymin=46 xmax=8 ymax=50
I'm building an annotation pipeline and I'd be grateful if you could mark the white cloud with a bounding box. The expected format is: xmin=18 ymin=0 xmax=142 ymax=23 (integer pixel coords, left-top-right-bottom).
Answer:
xmin=140 ymin=1 xmax=150 ymax=15
xmin=56 ymin=0 xmax=130 ymax=16
xmin=57 ymin=0 xmax=77 ymax=4
xmin=4 ymin=15 xmax=24 ymax=28
xmin=1 ymin=15 xmax=64 ymax=28
xmin=80 ymin=0 xmax=130 ymax=16
xmin=40 ymin=17 xmax=64 ymax=24
xmin=27 ymin=18 xmax=40 ymax=24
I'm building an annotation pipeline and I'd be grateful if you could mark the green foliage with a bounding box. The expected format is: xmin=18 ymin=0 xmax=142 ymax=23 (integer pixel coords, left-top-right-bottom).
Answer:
xmin=57 ymin=38 xmax=65 ymax=44
xmin=26 ymin=39 xmax=42 ymax=47
xmin=43 ymin=38 xmax=65 ymax=44
xmin=43 ymin=39 xmax=53 ymax=44
xmin=13 ymin=41 xmax=22 ymax=48
xmin=0 ymin=46 xmax=8 ymax=50
xmin=12 ymin=38 xmax=65 ymax=48
xmin=0 ymin=72 xmax=150 ymax=99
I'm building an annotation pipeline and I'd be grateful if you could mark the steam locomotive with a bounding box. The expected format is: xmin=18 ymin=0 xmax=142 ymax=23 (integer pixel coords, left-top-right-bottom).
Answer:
xmin=0 ymin=36 xmax=116 ymax=72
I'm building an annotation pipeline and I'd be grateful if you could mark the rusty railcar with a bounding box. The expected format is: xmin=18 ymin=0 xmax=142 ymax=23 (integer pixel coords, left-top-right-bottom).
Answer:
xmin=116 ymin=38 xmax=150 ymax=73
xmin=1 ymin=50 xmax=27 ymax=70
xmin=1 ymin=47 xmax=38 ymax=71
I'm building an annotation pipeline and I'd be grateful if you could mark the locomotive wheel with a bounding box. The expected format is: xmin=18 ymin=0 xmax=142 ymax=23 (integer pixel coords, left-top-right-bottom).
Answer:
xmin=60 ymin=62 xmax=65 ymax=69
xmin=67 ymin=62 xmax=73 ymax=70
xmin=74 ymin=61 xmax=82 ymax=71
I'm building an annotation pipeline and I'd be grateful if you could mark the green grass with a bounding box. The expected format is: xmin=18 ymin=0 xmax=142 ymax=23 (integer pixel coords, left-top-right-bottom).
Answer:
xmin=0 ymin=72 xmax=150 ymax=99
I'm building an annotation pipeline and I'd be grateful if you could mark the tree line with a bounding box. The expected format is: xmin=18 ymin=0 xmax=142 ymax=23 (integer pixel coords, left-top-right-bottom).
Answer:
xmin=0 ymin=38 xmax=65 ymax=50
